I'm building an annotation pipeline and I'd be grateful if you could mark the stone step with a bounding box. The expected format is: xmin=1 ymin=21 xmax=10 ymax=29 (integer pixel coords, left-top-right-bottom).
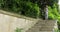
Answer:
xmin=26 ymin=28 xmax=53 ymax=32
xmin=28 ymin=26 xmax=54 ymax=31
xmin=38 ymin=31 xmax=53 ymax=32
xmin=35 ymin=23 xmax=54 ymax=26
xmin=26 ymin=20 xmax=56 ymax=32
xmin=36 ymin=20 xmax=55 ymax=26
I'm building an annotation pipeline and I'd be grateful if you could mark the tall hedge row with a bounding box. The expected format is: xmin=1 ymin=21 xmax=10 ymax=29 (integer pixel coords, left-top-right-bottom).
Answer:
xmin=48 ymin=4 xmax=59 ymax=19
xmin=0 ymin=0 xmax=59 ymax=19
xmin=0 ymin=0 xmax=40 ymax=18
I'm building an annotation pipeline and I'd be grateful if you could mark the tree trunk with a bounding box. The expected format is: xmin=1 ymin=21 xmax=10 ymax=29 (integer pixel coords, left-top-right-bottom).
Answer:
xmin=44 ymin=5 xmax=48 ymax=20
xmin=40 ymin=5 xmax=48 ymax=20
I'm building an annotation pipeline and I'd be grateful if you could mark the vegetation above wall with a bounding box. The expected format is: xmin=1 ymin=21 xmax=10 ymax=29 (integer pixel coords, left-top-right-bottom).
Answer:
xmin=0 ymin=0 xmax=40 ymax=18
xmin=0 ymin=0 xmax=59 ymax=18
xmin=0 ymin=0 xmax=59 ymax=20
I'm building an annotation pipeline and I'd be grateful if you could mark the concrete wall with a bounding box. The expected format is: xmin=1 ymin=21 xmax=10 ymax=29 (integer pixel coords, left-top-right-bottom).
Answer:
xmin=0 ymin=10 xmax=58 ymax=32
xmin=0 ymin=10 xmax=38 ymax=32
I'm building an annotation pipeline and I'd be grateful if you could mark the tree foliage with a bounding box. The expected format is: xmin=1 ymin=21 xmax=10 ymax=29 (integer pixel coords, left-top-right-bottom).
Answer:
xmin=0 ymin=0 xmax=59 ymax=19
xmin=0 ymin=0 xmax=40 ymax=18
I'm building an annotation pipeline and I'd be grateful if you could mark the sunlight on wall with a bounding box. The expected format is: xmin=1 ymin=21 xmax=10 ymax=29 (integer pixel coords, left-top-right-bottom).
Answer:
xmin=58 ymin=0 xmax=60 ymax=5
xmin=0 ymin=13 xmax=38 ymax=32
xmin=58 ymin=0 xmax=60 ymax=11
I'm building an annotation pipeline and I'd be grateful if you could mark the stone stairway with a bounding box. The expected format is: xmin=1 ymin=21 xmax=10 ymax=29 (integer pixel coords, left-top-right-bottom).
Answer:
xmin=26 ymin=20 xmax=57 ymax=32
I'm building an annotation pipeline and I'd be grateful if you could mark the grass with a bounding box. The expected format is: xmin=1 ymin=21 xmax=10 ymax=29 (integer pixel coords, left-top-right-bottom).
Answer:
xmin=15 ymin=28 xmax=23 ymax=32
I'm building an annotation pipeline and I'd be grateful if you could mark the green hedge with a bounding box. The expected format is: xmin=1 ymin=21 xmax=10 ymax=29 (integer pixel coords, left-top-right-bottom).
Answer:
xmin=0 ymin=0 xmax=40 ymax=18
xmin=0 ymin=0 xmax=59 ymax=19
xmin=48 ymin=4 xmax=59 ymax=19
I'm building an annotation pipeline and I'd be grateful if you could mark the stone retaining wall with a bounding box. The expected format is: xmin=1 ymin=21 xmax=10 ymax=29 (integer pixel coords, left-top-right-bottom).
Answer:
xmin=0 ymin=10 xmax=58 ymax=32
xmin=0 ymin=13 xmax=39 ymax=32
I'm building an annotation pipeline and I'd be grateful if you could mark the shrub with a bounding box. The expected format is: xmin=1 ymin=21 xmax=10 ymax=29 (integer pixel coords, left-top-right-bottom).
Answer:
xmin=0 ymin=0 xmax=40 ymax=18
xmin=24 ymin=2 xmax=40 ymax=18
xmin=54 ymin=28 xmax=60 ymax=32
xmin=48 ymin=4 xmax=59 ymax=20
xmin=15 ymin=28 xmax=23 ymax=32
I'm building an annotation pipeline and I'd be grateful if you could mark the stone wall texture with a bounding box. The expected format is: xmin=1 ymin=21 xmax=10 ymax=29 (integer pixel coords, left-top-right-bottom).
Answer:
xmin=0 ymin=13 xmax=39 ymax=32
xmin=0 ymin=10 xmax=58 ymax=32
